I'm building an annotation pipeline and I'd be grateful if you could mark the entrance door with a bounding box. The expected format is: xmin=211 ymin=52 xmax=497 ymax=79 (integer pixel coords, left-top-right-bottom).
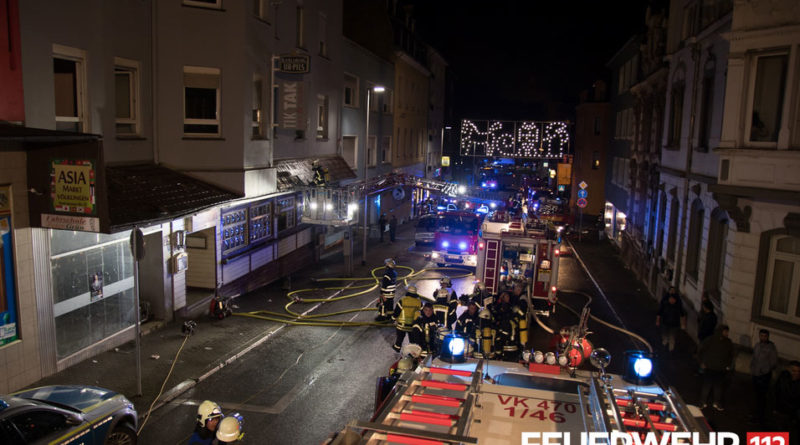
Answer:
xmin=185 ymin=227 xmax=217 ymax=310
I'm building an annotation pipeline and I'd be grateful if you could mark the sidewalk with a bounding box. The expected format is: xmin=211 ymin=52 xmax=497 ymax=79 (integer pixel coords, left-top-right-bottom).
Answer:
xmin=570 ymin=238 xmax=767 ymax=436
xmin=26 ymin=221 xmax=422 ymax=417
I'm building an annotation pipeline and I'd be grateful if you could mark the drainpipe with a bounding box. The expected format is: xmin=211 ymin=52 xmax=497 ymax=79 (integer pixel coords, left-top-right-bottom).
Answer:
xmin=151 ymin=0 xmax=159 ymax=164
xmin=673 ymin=43 xmax=701 ymax=287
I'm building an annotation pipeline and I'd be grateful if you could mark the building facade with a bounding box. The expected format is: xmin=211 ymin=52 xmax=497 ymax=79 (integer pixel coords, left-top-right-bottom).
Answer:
xmin=572 ymin=82 xmax=611 ymax=219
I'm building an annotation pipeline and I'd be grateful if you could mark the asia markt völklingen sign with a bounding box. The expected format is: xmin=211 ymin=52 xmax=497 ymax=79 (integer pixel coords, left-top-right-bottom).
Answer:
xmin=50 ymin=159 xmax=96 ymax=214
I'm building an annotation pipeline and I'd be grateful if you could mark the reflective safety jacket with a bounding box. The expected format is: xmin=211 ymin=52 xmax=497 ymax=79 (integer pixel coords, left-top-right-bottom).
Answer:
xmin=456 ymin=310 xmax=480 ymax=342
xmin=393 ymin=293 xmax=421 ymax=331
xmin=433 ymin=288 xmax=458 ymax=327
xmin=411 ymin=313 xmax=439 ymax=354
xmin=381 ymin=268 xmax=397 ymax=298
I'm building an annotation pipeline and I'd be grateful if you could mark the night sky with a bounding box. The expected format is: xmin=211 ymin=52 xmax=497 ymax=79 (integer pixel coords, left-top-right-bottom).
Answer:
xmin=411 ymin=1 xmax=650 ymax=122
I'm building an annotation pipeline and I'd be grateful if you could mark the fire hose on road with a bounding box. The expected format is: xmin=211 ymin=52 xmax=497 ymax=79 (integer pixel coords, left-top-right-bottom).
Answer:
xmin=232 ymin=265 xmax=474 ymax=327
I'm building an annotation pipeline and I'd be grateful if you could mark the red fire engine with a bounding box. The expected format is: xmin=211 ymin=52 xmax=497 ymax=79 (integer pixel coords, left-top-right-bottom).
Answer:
xmin=430 ymin=212 xmax=482 ymax=269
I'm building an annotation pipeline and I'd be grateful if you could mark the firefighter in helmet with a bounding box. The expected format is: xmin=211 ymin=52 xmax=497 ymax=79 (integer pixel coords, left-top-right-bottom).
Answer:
xmin=311 ymin=159 xmax=327 ymax=186
xmin=471 ymin=281 xmax=492 ymax=309
xmin=411 ymin=303 xmax=438 ymax=356
xmin=456 ymin=300 xmax=481 ymax=356
xmin=189 ymin=400 xmax=222 ymax=445
xmin=492 ymin=293 xmax=520 ymax=362
xmin=433 ymin=277 xmax=458 ymax=328
xmin=392 ymin=284 xmax=422 ymax=351
xmin=476 ymin=307 xmax=495 ymax=359
xmin=215 ymin=413 xmax=244 ymax=443
xmin=375 ymin=258 xmax=397 ymax=322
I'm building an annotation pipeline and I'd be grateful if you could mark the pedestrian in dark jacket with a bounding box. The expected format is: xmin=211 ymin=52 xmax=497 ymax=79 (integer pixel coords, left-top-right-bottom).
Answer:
xmin=697 ymin=300 xmax=717 ymax=342
xmin=698 ymin=325 xmax=735 ymax=410
xmin=656 ymin=287 xmax=686 ymax=352
xmin=774 ymin=361 xmax=800 ymax=440
xmin=378 ymin=213 xmax=387 ymax=242
xmin=750 ymin=329 xmax=778 ymax=425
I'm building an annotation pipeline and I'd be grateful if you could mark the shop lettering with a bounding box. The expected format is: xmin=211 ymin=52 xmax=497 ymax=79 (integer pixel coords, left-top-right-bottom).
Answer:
xmin=57 ymin=170 xmax=87 ymax=185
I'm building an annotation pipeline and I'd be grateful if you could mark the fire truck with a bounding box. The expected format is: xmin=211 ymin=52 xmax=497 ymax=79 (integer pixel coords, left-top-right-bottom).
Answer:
xmin=326 ymin=342 xmax=710 ymax=445
xmin=430 ymin=212 xmax=483 ymax=269
xmin=475 ymin=213 xmax=560 ymax=313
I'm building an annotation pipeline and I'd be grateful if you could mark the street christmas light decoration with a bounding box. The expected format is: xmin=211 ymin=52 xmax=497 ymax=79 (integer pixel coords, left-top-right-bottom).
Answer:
xmin=460 ymin=119 xmax=571 ymax=159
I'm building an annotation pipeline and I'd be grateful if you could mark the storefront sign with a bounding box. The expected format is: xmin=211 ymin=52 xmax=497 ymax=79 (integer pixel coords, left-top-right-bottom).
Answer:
xmin=277 ymin=79 xmax=306 ymax=130
xmin=0 ymin=186 xmax=18 ymax=346
xmin=42 ymin=214 xmax=100 ymax=232
xmin=441 ymin=156 xmax=450 ymax=167
xmin=278 ymin=55 xmax=310 ymax=73
xmin=50 ymin=159 xmax=95 ymax=214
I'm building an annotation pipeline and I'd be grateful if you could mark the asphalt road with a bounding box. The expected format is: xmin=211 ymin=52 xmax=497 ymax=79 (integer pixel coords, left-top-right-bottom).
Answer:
xmin=137 ymin=239 xmax=685 ymax=444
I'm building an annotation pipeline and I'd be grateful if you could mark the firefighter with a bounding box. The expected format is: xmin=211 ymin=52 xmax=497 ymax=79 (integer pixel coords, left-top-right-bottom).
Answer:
xmin=392 ymin=284 xmax=422 ymax=352
xmin=311 ymin=159 xmax=327 ymax=186
xmin=411 ymin=303 xmax=439 ymax=356
xmin=433 ymin=277 xmax=458 ymax=328
xmin=189 ymin=400 xmax=223 ymax=445
xmin=476 ymin=307 xmax=495 ymax=359
xmin=215 ymin=413 xmax=244 ymax=443
xmin=456 ymin=300 xmax=481 ymax=356
xmin=492 ymin=294 xmax=520 ymax=362
xmin=470 ymin=281 xmax=492 ymax=309
xmin=375 ymin=258 xmax=397 ymax=322
xmin=511 ymin=282 xmax=529 ymax=312
xmin=512 ymin=302 xmax=528 ymax=352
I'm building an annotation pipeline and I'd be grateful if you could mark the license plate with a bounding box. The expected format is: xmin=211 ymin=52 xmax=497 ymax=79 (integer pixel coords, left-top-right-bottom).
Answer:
xmin=446 ymin=255 xmax=461 ymax=261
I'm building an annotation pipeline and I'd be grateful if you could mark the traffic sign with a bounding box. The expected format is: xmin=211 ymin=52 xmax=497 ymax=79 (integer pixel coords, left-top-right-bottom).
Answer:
xmin=577 ymin=198 xmax=588 ymax=208
xmin=577 ymin=189 xmax=588 ymax=199
xmin=579 ymin=181 xmax=588 ymax=189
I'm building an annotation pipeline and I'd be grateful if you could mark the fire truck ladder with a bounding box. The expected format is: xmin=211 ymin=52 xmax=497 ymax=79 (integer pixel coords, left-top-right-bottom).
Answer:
xmin=581 ymin=375 xmax=710 ymax=439
xmin=350 ymin=363 xmax=483 ymax=444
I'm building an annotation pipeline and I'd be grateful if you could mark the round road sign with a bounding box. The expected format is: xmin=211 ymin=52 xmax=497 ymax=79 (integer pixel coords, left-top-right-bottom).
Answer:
xmin=577 ymin=189 xmax=588 ymax=199
xmin=577 ymin=198 xmax=588 ymax=208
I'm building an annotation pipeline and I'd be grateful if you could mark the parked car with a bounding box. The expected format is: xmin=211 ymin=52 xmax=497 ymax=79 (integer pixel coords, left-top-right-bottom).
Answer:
xmin=0 ymin=385 xmax=138 ymax=444
xmin=415 ymin=215 xmax=437 ymax=246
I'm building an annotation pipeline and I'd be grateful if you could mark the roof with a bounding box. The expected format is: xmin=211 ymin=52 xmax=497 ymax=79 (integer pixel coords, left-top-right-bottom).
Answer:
xmin=274 ymin=156 xmax=356 ymax=191
xmin=0 ymin=122 xmax=100 ymax=151
xmin=106 ymin=164 xmax=241 ymax=231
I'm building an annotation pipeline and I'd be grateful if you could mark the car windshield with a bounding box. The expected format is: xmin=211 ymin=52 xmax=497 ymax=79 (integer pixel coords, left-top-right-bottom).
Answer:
xmin=437 ymin=215 xmax=479 ymax=234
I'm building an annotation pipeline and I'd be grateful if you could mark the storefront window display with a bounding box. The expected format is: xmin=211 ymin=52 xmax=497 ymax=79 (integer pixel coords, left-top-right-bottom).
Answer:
xmin=50 ymin=230 xmax=135 ymax=359
xmin=0 ymin=186 xmax=18 ymax=347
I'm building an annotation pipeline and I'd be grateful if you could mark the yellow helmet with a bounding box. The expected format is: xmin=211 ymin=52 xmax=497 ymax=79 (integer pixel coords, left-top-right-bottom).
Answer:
xmin=196 ymin=400 xmax=222 ymax=426
xmin=216 ymin=415 xmax=244 ymax=442
xmin=397 ymin=357 xmax=415 ymax=372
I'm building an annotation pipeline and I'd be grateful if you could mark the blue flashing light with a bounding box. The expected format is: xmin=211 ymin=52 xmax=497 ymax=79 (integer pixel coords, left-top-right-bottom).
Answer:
xmin=442 ymin=240 xmax=450 ymax=248
xmin=477 ymin=205 xmax=489 ymax=214
xmin=448 ymin=337 xmax=465 ymax=356
xmin=458 ymin=241 xmax=468 ymax=251
xmin=437 ymin=205 xmax=446 ymax=211
xmin=634 ymin=357 xmax=653 ymax=378
xmin=439 ymin=334 xmax=467 ymax=363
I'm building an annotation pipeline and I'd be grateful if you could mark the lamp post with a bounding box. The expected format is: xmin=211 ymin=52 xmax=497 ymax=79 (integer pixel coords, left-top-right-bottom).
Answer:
xmin=362 ymin=85 xmax=384 ymax=266
xmin=436 ymin=125 xmax=452 ymax=179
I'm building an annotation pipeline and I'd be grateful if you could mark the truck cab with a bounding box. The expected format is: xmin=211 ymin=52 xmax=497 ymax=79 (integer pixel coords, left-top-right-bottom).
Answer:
xmin=431 ymin=212 xmax=481 ymax=269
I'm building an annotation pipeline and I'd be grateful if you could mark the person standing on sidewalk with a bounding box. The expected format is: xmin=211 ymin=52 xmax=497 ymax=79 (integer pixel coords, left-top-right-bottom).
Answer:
xmin=774 ymin=361 xmax=800 ymax=442
xmin=750 ymin=328 xmax=778 ymax=426
xmin=392 ymin=284 xmax=422 ymax=352
xmin=655 ymin=288 xmax=686 ymax=352
xmin=389 ymin=214 xmax=398 ymax=243
xmin=697 ymin=300 xmax=717 ymax=343
xmin=379 ymin=213 xmax=387 ymax=242
xmin=697 ymin=325 xmax=735 ymax=411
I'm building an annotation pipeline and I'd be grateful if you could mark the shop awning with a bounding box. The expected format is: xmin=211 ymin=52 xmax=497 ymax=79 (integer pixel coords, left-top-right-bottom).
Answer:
xmin=274 ymin=155 xmax=356 ymax=191
xmin=105 ymin=164 xmax=241 ymax=232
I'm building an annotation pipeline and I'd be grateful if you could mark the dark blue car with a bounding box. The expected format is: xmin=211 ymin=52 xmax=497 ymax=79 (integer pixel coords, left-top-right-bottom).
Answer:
xmin=0 ymin=385 xmax=138 ymax=444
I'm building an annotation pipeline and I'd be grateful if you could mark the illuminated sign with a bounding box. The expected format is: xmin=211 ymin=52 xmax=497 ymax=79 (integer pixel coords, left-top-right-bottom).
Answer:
xmin=460 ymin=119 xmax=570 ymax=159
xmin=50 ymin=159 xmax=95 ymax=214
xmin=441 ymin=156 xmax=450 ymax=167
xmin=278 ymin=55 xmax=310 ymax=73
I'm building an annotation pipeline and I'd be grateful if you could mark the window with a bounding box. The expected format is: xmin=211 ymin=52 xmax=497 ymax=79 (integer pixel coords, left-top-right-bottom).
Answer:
xmin=668 ymin=82 xmax=685 ymax=147
xmin=183 ymin=66 xmax=221 ymax=136
xmin=296 ymin=6 xmax=305 ymax=49
xmin=592 ymin=151 xmax=600 ymax=169
xmin=682 ymin=2 xmax=697 ymax=40
xmin=382 ymin=89 xmax=394 ymax=114
xmin=697 ymin=70 xmax=714 ymax=150
xmin=666 ymin=198 xmax=680 ymax=262
xmin=252 ymin=75 xmax=264 ymax=138
xmin=10 ymin=411 xmax=71 ymax=442
xmin=343 ymin=73 xmax=358 ymax=107
xmin=316 ymin=94 xmax=328 ymax=139
xmin=53 ymin=45 xmax=87 ymax=133
xmin=762 ymin=235 xmax=800 ymax=324
xmin=318 ymin=13 xmax=328 ymax=57
xmin=685 ymin=199 xmax=704 ymax=280
xmin=656 ymin=191 xmax=667 ymax=257
xmin=367 ymin=136 xmax=377 ymax=167
xmin=704 ymin=208 xmax=728 ymax=301
xmin=594 ymin=117 xmax=602 ymax=135
xmin=748 ymin=52 xmax=788 ymax=143
xmin=114 ymin=57 xmax=140 ymax=136
xmin=184 ymin=0 xmax=222 ymax=8
xmin=381 ymin=135 xmax=392 ymax=164
xmin=254 ymin=0 xmax=271 ymax=21
xmin=277 ymin=197 xmax=297 ymax=232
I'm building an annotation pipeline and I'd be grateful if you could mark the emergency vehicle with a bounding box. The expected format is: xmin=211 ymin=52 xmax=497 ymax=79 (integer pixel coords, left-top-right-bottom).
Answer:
xmin=431 ymin=212 xmax=483 ymax=269
xmin=326 ymin=320 xmax=711 ymax=445
xmin=475 ymin=214 xmax=560 ymax=313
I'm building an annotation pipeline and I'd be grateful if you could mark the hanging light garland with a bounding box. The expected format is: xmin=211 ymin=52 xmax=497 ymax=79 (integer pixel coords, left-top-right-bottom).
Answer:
xmin=460 ymin=119 xmax=570 ymax=159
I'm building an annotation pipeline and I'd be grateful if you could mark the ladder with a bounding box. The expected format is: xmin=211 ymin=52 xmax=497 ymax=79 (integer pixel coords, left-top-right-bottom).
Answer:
xmin=352 ymin=363 xmax=483 ymax=444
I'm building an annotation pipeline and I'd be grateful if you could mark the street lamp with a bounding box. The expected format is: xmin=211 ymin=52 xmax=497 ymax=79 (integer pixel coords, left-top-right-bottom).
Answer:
xmin=362 ymin=85 xmax=384 ymax=265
